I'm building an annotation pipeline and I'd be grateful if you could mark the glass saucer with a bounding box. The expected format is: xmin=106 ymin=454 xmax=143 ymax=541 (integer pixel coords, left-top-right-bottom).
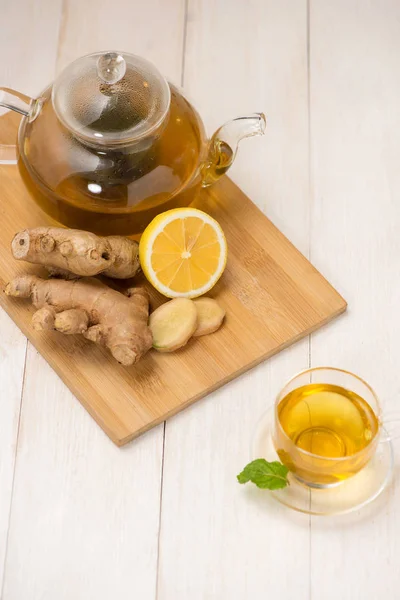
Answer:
xmin=252 ymin=407 xmax=394 ymax=516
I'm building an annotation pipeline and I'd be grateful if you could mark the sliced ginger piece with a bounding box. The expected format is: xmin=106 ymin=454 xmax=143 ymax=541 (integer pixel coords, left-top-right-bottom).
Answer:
xmin=149 ymin=298 xmax=198 ymax=352
xmin=193 ymin=297 xmax=226 ymax=337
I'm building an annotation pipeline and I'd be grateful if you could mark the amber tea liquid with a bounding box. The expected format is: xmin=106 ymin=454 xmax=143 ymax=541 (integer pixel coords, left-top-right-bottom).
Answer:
xmin=275 ymin=383 xmax=379 ymax=486
xmin=18 ymin=85 xmax=209 ymax=236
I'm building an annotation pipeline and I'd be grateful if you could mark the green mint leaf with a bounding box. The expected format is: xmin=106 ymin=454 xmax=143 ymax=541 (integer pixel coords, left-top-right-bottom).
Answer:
xmin=237 ymin=458 xmax=289 ymax=490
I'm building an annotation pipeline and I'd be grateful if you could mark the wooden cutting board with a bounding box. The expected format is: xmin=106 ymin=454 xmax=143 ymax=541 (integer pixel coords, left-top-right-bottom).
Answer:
xmin=0 ymin=165 xmax=346 ymax=445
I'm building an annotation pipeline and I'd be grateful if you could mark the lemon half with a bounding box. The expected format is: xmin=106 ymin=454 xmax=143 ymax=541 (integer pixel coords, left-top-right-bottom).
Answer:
xmin=139 ymin=208 xmax=227 ymax=298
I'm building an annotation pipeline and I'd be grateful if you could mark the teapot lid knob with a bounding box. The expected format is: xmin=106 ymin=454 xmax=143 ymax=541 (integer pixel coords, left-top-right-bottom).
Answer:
xmin=97 ymin=52 xmax=126 ymax=85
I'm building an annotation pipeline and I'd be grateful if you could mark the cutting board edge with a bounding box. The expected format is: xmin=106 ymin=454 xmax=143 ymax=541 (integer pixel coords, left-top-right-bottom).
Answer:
xmin=0 ymin=267 xmax=347 ymax=447
xmin=0 ymin=166 xmax=349 ymax=447
xmin=117 ymin=299 xmax=347 ymax=446
xmin=0 ymin=295 xmax=132 ymax=446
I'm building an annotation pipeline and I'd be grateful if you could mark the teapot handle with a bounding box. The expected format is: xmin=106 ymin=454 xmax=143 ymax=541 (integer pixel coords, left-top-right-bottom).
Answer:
xmin=0 ymin=88 xmax=38 ymax=165
xmin=0 ymin=140 xmax=17 ymax=164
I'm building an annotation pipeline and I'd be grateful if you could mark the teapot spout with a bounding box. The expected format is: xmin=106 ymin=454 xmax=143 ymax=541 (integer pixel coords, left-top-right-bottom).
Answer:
xmin=201 ymin=112 xmax=266 ymax=187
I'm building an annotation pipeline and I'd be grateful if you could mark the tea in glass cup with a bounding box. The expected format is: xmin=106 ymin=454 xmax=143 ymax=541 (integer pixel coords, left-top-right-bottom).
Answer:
xmin=273 ymin=368 xmax=381 ymax=488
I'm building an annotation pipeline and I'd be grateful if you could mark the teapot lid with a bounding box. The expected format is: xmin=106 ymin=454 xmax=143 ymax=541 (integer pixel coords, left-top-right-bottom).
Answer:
xmin=52 ymin=51 xmax=171 ymax=146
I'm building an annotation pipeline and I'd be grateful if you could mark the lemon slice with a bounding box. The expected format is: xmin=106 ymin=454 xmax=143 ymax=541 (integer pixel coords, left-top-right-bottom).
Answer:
xmin=139 ymin=208 xmax=227 ymax=298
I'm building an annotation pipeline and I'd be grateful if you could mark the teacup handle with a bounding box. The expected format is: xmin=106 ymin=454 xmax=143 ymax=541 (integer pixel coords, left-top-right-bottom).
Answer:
xmin=380 ymin=411 xmax=400 ymax=443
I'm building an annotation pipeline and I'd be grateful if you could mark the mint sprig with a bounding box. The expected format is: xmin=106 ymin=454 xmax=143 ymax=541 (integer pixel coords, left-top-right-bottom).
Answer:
xmin=237 ymin=458 xmax=289 ymax=490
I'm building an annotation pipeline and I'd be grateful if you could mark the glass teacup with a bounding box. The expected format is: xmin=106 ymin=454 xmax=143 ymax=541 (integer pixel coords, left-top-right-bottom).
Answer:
xmin=273 ymin=367 xmax=388 ymax=489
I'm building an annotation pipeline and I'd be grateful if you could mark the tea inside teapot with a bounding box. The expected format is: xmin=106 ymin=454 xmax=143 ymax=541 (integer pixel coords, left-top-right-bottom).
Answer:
xmin=0 ymin=51 xmax=266 ymax=236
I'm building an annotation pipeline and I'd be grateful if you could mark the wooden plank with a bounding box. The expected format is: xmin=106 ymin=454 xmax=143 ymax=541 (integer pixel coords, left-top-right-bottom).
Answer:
xmin=0 ymin=167 xmax=345 ymax=445
xmin=157 ymin=2 xmax=316 ymax=599
xmin=0 ymin=312 xmax=26 ymax=593
xmin=1 ymin=1 xmax=185 ymax=599
xmin=0 ymin=0 xmax=63 ymax=593
xmin=309 ymin=1 xmax=400 ymax=598
xmin=55 ymin=0 xmax=186 ymax=82
xmin=0 ymin=0 xmax=63 ymax=97
xmin=2 ymin=347 xmax=164 ymax=600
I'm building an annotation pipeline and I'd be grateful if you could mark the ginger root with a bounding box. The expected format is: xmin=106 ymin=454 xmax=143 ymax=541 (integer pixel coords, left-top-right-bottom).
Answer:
xmin=11 ymin=227 xmax=140 ymax=279
xmin=5 ymin=275 xmax=152 ymax=365
xmin=149 ymin=298 xmax=198 ymax=352
xmin=193 ymin=298 xmax=226 ymax=337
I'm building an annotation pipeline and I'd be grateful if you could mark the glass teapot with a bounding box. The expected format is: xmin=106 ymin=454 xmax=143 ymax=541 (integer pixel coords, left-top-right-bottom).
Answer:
xmin=0 ymin=51 xmax=265 ymax=236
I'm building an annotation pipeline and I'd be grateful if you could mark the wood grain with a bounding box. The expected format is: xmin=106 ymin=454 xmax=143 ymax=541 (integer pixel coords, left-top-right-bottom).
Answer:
xmin=2 ymin=1 xmax=397 ymax=598
xmin=158 ymin=2 xmax=314 ymax=599
xmin=55 ymin=0 xmax=186 ymax=82
xmin=0 ymin=165 xmax=345 ymax=445
xmin=0 ymin=0 xmax=63 ymax=594
xmin=0 ymin=1 xmax=184 ymax=599
xmin=309 ymin=1 xmax=400 ymax=598
xmin=0 ymin=0 xmax=63 ymax=98
xmin=0 ymin=311 xmax=26 ymax=593
xmin=2 ymin=346 xmax=164 ymax=600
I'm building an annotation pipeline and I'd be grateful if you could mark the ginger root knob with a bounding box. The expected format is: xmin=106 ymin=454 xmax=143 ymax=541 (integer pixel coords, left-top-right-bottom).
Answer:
xmin=11 ymin=227 xmax=140 ymax=279
xmin=5 ymin=275 xmax=152 ymax=366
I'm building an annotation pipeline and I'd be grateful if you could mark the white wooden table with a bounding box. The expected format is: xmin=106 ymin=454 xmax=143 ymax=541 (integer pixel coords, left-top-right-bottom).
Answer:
xmin=1 ymin=1 xmax=400 ymax=598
